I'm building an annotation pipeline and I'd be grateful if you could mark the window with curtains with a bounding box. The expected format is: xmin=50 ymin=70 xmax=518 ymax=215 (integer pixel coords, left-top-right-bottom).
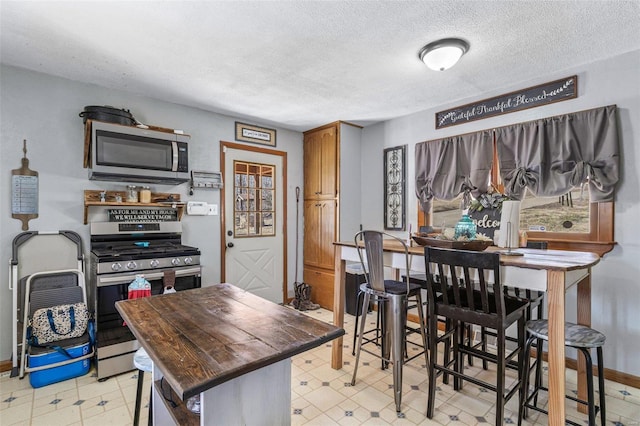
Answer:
xmin=432 ymin=176 xmax=590 ymax=233
xmin=415 ymin=130 xmax=494 ymax=213
xmin=418 ymin=105 xmax=619 ymax=255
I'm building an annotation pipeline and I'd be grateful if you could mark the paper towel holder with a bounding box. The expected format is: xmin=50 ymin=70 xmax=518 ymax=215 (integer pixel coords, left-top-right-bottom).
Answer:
xmin=500 ymin=222 xmax=524 ymax=257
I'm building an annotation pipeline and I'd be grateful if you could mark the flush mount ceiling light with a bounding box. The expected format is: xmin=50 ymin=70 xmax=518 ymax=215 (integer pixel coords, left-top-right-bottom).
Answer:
xmin=418 ymin=38 xmax=470 ymax=71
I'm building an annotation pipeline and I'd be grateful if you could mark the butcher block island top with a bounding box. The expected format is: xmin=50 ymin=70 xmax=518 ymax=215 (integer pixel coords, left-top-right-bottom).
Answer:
xmin=115 ymin=283 xmax=345 ymax=403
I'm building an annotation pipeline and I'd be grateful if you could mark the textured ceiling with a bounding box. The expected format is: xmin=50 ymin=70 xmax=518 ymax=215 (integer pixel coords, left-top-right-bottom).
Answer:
xmin=1 ymin=1 xmax=639 ymax=132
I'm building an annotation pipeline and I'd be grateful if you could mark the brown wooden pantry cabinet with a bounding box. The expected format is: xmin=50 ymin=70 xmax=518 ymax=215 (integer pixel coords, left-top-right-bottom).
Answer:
xmin=303 ymin=121 xmax=362 ymax=310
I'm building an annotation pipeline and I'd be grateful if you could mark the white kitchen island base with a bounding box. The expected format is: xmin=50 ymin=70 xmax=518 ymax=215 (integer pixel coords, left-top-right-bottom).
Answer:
xmin=152 ymin=359 xmax=292 ymax=426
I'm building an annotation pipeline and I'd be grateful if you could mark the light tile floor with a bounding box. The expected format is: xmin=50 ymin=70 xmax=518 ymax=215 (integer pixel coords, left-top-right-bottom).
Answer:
xmin=1 ymin=308 xmax=639 ymax=425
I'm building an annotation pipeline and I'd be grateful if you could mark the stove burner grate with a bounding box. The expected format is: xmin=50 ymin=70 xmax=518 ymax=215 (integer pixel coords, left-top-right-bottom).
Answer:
xmin=92 ymin=243 xmax=200 ymax=262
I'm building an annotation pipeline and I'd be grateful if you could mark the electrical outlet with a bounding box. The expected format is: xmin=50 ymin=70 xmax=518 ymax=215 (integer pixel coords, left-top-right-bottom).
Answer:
xmin=208 ymin=204 xmax=218 ymax=215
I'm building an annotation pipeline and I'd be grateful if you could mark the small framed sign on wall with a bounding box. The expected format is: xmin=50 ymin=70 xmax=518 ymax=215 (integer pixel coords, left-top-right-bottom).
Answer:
xmin=235 ymin=122 xmax=277 ymax=147
xmin=384 ymin=145 xmax=406 ymax=231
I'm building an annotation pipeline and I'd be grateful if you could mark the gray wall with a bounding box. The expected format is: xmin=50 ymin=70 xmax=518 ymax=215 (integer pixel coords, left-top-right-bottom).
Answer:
xmin=360 ymin=50 xmax=640 ymax=376
xmin=2 ymin=50 xmax=639 ymax=378
xmin=0 ymin=65 xmax=304 ymax=360
xmin=338 ymin=122 xmax=363 ymax=240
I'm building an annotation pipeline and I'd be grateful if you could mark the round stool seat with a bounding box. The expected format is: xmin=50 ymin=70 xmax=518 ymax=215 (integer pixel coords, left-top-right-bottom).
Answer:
xmin=526 ymin=319 xmax=606 ymax=348
xmin=133 ymin=347 xmax=153 ymax=372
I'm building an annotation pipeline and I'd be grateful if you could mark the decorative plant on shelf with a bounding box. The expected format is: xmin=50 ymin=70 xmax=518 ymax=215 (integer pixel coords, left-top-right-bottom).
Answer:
xmin=469 ymin=192 xmax=512 ymax=213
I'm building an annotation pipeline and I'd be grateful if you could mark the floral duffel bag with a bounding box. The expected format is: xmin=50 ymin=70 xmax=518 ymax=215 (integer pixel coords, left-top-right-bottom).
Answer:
xmin=29 ymin=303 xmax=89 ymax=345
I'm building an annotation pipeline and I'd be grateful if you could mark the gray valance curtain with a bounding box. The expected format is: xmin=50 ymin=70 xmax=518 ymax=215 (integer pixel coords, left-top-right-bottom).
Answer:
xmin=496 ymin=105 xmax=619 ymax=202
xmin=415 ymin=130 xmax=493 ymax=212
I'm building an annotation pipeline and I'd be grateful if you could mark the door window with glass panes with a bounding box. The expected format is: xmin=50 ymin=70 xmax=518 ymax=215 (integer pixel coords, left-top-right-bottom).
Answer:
xmin=234 ymin=161 xmax=275 ymax=237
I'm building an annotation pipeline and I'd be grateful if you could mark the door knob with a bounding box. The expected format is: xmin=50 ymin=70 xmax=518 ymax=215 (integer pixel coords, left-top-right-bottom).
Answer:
xmin=227 ymin=242 xmax=234 ymax=248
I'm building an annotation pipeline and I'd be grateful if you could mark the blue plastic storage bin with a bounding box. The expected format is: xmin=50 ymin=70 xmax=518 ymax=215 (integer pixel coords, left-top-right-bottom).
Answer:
xmin=28 ymin=342 xmax=91 ymax=388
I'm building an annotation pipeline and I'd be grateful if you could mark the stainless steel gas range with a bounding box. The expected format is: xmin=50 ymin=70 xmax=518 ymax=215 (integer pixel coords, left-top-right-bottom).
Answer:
xmin=89 ymin=221 xmax=201 ymax=380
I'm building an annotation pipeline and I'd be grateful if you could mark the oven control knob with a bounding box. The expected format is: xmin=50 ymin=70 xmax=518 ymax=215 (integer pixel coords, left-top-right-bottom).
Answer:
xmin=150 ymin=259 xmax=160 ymax=268
xmin=171 ymin=258 xmax=182 ymax=266
xmin=126 ymin=261 xmax=137 ymax=270
xmin=111 ymin=263 xmax=122 ymax=272
xmin=184 ymin=257 xmax=193 ymax=265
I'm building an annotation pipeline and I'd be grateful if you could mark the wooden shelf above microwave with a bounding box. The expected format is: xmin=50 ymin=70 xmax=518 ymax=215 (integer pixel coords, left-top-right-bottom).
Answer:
xmin=83 ymin=190 xmax=184 ymax=224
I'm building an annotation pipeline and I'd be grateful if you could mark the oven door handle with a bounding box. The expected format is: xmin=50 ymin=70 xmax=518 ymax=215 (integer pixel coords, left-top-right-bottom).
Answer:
xmin=97 ymin=267 xmax=202 ymax=286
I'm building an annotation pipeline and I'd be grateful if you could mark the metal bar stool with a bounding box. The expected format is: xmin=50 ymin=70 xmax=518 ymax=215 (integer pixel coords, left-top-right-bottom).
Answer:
xmin=351 ymin=230 xmax=429 ymax=413
xmin=133 ymin=347 xmax=153 ymax=426
xmin=519 ymin=320 xmax=606 ymax=426
xmin=351 ymin=282 xmax=382 ymax=354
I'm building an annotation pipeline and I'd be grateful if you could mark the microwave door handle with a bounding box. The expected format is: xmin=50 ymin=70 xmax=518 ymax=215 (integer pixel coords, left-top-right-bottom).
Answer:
xmin=171 ymin=141 xmax=178 ymax=172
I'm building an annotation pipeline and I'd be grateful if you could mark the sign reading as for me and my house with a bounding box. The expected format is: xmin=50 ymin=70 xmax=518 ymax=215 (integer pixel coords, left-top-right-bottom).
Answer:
xmin=435 ymin=76 xmax=577 ymax=129
xmin=108 ymin=208 xmax=177 ymax=222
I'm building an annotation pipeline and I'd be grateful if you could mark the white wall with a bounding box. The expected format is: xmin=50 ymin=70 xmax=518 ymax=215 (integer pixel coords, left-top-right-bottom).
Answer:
xmin=360 ymin=50 xmax=640 ymax=376
xmin=0 ymin=65 xmax=304 ymax=360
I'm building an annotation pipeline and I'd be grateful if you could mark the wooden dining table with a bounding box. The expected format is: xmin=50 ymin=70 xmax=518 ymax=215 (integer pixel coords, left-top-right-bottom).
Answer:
xmin=331 ymin=240 xmax=600 ymax=426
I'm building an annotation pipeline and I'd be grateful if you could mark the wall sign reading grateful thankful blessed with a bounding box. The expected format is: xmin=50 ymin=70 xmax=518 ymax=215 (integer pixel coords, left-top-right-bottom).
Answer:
xmin=435 ymin=75 xmax=577 ymax=129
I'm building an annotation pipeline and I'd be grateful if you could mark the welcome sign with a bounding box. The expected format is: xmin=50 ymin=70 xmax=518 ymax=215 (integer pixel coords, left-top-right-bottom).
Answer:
xmin=469 ymin=208 xmax=501 ymax=239
xmin=467 ymin=193 xmax=509 ymax=240
xmin=435 ymin=76 xmax=577 ymax=129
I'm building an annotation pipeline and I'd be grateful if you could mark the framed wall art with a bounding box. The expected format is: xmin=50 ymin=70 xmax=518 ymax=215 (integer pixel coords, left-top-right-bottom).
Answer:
xmin=235 ymin=122 xmax=277 ymax=147
xmin=383 ymin=145 xmax=406 ymax=230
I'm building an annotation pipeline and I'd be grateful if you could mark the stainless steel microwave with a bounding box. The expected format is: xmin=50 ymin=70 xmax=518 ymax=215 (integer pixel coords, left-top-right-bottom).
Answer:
xmin=88 ymin=121 xmax=190 ymax=185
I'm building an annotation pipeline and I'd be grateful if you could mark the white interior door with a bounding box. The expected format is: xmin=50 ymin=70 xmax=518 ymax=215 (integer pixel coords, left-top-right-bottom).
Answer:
xmin=222 ymin=143 xmax=285 ymax=304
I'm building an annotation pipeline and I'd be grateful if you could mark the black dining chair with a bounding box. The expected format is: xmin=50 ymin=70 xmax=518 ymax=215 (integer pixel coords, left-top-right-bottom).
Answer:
xmin=476 ymin=241 xmax=548 ymax=370
xmin=351 ymin=230 xmax=429 ymax=413
xmin=423 ymin=246 xmax=530 ymax=426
